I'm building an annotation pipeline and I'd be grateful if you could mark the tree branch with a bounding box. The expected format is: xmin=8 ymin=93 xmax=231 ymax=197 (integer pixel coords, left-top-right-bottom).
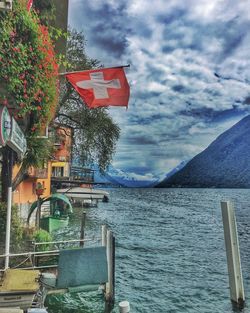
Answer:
xmin=57 ymin=112 xmax=80 ymax=125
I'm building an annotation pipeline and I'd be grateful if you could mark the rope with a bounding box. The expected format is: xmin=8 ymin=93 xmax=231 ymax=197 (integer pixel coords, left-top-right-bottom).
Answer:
xmin=12 ymin=253 xmax=33 ymax=269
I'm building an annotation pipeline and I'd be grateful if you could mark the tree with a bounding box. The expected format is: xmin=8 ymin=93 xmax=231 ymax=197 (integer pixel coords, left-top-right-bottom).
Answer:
xmin=56 ymin=29 xmax=120 ymax=172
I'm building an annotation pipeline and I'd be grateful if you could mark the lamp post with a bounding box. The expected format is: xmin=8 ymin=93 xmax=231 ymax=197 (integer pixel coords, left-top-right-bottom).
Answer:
xmin=0 ymin=106 xmax=27 ymax=269
xmin=4 ymin=147 xmax=13 ymax=269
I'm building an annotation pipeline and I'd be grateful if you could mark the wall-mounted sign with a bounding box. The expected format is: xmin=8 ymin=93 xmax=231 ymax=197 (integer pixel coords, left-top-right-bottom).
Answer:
xmin=0 ymin=105 xmax=11 ymax=146
xmin=8 ymin=117 xmax=27 ymax=159
xmin=0 ymin=105 xmax=27 ymax=159
xmin=0 ymin=0 xmax=12 ymax=11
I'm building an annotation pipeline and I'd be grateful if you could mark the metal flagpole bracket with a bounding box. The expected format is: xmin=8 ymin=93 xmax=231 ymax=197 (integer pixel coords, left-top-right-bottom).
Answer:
xmin=58 ymin=65 xmax=130 ymax=76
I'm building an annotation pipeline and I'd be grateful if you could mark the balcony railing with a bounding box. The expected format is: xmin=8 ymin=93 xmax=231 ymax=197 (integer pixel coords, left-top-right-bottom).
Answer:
xmin=28 ymin=168 xmax=48 ymax=179
xmin=51 ymin=167 xmax=94 ymax=183
xmin=70 ymin=167 xmax=94 ymax=182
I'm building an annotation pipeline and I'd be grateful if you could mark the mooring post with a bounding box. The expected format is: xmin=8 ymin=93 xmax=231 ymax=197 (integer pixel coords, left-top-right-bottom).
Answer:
xmin=102 ymin=224 xmax=107 ymax=246
xmin=112 ymin=235 xmax=115 ymax=303
xmin=119 ymin=301 xmax=130 ymax=313
xmin=36 ymin=196 xmax=42 ymax=229
xmin=106 ymin=230 xmax=115 ymax=305
xmin=80 ymin=211 xmax=86 ymax=247
xmin=221 ymin=201 xmax=245 ymax=307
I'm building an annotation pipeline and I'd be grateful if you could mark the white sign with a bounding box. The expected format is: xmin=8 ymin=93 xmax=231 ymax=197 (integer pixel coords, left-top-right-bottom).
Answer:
xmin=8 ymin=117 xmax=27 ymax=158
xmin=0 ymin=0 xmax=12 ymax=11
xmin=0 ymin=105 xmax=11 ymax=146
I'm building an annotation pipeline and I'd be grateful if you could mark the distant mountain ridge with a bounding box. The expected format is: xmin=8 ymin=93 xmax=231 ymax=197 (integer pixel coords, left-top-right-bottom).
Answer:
xmin=157 ymin=115 xmax=250 ymax=188
xmin=94 ymin=165 xmax=159 ymax=187
xmin=156 ymin=160 xmax=188 ymax=186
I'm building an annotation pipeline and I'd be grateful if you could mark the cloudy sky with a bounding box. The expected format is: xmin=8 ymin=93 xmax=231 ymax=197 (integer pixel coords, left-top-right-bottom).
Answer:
xmin=69 ymin=0 xmax=250 ymax=178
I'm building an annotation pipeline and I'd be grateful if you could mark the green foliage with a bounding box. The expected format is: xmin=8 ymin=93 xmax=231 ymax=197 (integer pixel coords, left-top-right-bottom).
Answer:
xmin=0 ymin=0 xmax=59 ymax=133
xmin=59 ymin=100 xmax=120 ymax=172
xmin=66 ymin=28 xmax=100 ymax=71
xmin=22 ymin=136 xmax=54 ymax=169
xmin=0 ymin=202 xmax=24 ymax=248
xmin=33 ymin=229 xmax=52 ymax=251
xmin=33 ymin=0 xmax=55 ymax=25
xmin=0 ymin=1 xmax=60 ymax=193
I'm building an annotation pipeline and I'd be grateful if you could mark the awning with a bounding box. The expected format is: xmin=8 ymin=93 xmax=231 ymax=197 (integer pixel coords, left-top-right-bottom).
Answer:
xmin=51 ymin=162 xmax=66 ymax=167
xmin=27 ymin=193 xmax=73 ymax=225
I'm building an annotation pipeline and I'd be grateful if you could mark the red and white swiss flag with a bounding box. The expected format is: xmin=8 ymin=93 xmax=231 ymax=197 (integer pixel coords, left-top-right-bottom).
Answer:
xmin=27 ymin=0 xmax=33 ymax=11
xmin=66 ymin=67 xmax=130 ymax=109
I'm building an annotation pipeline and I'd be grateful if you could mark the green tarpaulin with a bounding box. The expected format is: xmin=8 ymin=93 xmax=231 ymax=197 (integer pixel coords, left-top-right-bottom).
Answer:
xmin=56 ymin=247 xmax=108 ymax=288
xmin=27 ymin=193 xmax=73 ymax=224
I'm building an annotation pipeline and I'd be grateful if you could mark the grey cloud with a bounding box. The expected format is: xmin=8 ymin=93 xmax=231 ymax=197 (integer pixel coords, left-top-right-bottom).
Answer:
xmin=156 ymin=8 xmax=187 ymax=25
xmin=69 ymin=1 xmax=131 ymax=62
xmin=125 ymin=135 xmax=158 ymax=145
xmin=172 ymin=84 xmax=189 ymax=93
xmin=69 ymin=0 xmax=250 ymax=175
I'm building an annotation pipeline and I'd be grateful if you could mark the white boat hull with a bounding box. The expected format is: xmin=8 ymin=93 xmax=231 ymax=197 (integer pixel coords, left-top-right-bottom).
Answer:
xmin=0 ymin=291 xmax=36 ymax=309
xmin=57 ymin=187 xmax=109 ymax=202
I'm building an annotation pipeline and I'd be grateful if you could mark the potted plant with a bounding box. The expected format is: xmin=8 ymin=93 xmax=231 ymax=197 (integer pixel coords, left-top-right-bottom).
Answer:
xmin=36 ymin=182 xmax=45 ymax=196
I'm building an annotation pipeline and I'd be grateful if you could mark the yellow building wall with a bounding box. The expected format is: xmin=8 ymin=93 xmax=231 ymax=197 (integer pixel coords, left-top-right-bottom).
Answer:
xmin=12 ymin=161 xmax=52 ymax=206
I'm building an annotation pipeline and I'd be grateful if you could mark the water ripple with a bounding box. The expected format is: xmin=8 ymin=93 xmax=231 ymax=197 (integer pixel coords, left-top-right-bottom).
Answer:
xmin=47 ymin=188 xmax=250 ymax=313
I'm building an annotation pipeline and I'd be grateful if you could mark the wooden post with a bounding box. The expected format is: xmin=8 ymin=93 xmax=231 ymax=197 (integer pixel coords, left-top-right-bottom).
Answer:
xmin=36 ymin=196 xmax=42 ymax=229
xmin=106 ymin=230 xmax=115 ymax=305
xmin=80 ymin=212 xmax=86 ymax=247
xmin=221 ymin=201 xmax=245 ymax=307
xmin=119 ymin=301 xmax=130 ymax=313
xmin=112 ymin=235 xmax=115 ymax=303
xmin=102 ymin=225 xmax=107 ymax=246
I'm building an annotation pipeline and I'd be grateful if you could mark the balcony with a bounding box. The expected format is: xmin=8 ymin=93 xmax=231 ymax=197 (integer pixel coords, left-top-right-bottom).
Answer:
xmin=70 ymin=167 xmax=94 ymax=183
xmin=28 ymin=168 xmax=48 ymax=179
xmin=51 ymin=167 xmax=94 ymax=185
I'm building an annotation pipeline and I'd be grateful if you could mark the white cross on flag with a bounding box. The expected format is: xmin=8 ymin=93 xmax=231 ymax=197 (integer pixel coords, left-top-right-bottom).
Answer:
xmin=66 ymin=67 xmax=130 ymax=109
xmin=27 ymin=0 xmax=33 ymax=11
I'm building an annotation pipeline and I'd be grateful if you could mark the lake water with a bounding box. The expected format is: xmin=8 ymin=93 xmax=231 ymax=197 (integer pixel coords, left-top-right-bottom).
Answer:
xmin=46 ymin=188 xmax=250 ymax=313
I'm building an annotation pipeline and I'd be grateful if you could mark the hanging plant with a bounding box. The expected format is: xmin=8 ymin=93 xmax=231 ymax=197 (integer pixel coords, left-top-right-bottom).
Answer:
xmin=0 ymin=0 xmax=59 ymax=135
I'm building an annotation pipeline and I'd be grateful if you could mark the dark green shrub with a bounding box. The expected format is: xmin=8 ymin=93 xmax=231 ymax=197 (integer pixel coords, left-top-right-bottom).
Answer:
xmin=33 ymin=229 xmax=52 ymax=251
xmin=0 ymin=202 xmax=24 ymax=249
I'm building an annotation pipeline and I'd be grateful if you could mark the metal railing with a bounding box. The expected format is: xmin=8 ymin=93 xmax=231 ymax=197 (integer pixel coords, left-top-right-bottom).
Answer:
xmin=27 ymin=167 xmax=48 ymax=179
xmin=0 ymin=226 xmax=115 ymax=304
xmin=0 ymin=237 xmax=101 ymax=271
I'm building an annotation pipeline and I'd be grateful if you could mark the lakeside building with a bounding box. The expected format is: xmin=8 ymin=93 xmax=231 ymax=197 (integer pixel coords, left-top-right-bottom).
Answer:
xmin=51 ymin=124 xmax=73 ymax=183
xmin=12 ymin=124 xmax=73 ymax=222
xmin=11 ymin=0 xmax=69 ymax=221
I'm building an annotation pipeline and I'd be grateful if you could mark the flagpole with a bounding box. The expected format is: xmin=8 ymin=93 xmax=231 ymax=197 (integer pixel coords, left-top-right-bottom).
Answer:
xmin=58 ymin=64 xmax=130 ymax=76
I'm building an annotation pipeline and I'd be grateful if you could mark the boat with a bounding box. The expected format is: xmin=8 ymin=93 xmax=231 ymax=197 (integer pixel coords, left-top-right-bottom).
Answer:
xmin=57 ymin=187 xmax=109 ymax=207
xmin=27 ymin=193 xmax=73 ymax=233
xmin=0 ymin=269 xmax=45 ymax=310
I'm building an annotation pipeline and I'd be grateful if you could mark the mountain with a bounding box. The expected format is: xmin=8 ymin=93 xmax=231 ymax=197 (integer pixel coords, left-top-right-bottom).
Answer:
xmin=157 ymin=115 xmax=250 ymax=188
xmin=94 ymin=165 xmax=159 ymax=187
xmin=156 ymin=160 xmax=189 ymax=186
